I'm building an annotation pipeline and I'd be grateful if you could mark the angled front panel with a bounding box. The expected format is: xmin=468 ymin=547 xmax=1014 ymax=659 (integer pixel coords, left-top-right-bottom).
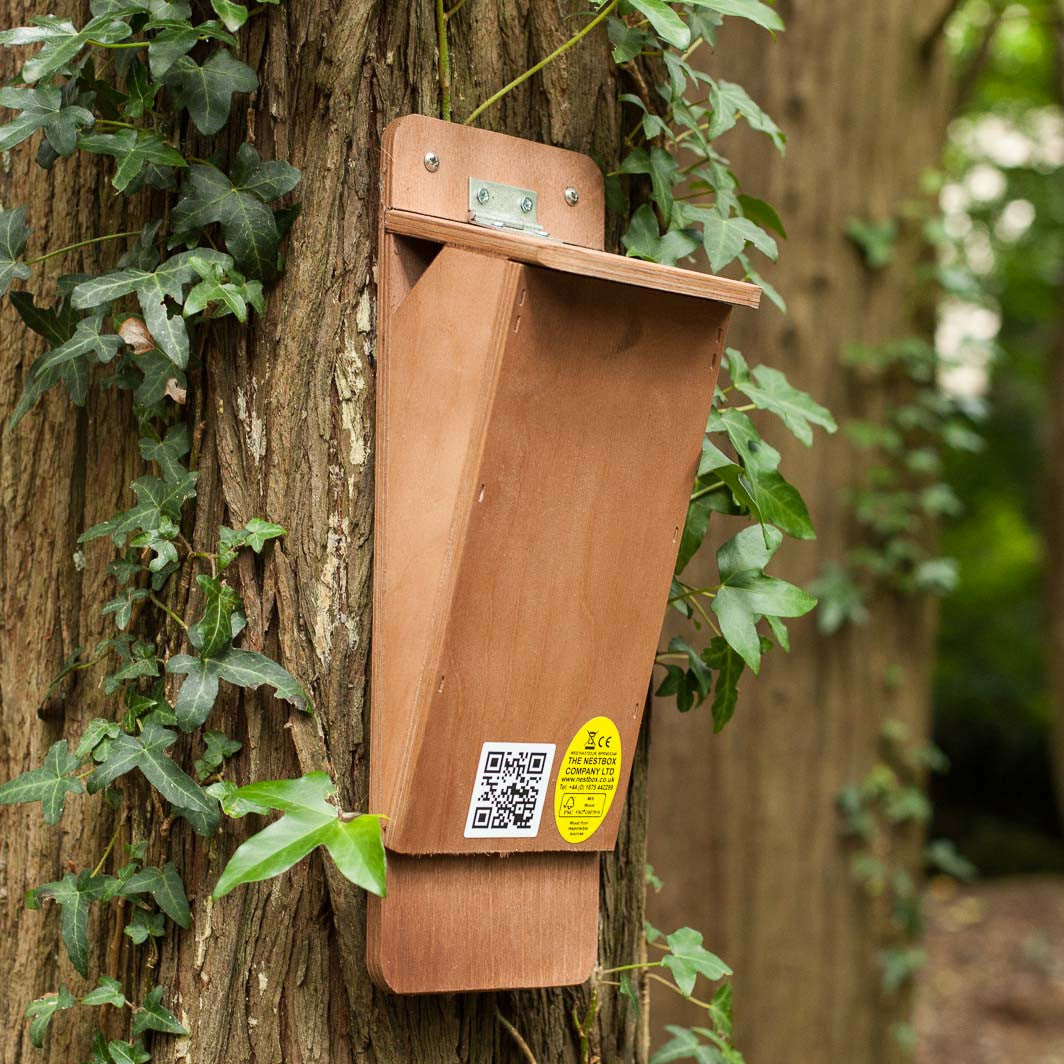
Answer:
xmin=381 ymin=262 xmax=729 ymax=855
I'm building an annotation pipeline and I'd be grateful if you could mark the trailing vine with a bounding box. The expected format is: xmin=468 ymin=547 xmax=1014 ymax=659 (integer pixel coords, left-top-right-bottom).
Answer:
xmin=0 ymin=3 xmax=385 ymax=1058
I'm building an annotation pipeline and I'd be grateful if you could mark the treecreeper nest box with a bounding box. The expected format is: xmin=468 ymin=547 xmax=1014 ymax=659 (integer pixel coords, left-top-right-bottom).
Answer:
xmin=368 ymin=114 xmax=760 ymax=994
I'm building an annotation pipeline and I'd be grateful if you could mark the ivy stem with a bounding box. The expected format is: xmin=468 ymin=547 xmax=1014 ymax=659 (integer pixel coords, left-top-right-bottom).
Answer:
xmin=91 ymin=822 xmax=122 ymax=877
xmin=149 ymin=594 xmax=187 ymax=631
xmin=494 ymin=1007 xmax=538 ymax=1064
xmin=644 ymin=970 xmax=714 ymax=1009
xmin=445 ymin=0 xmax=471 ymax=19
xmin=598 ymin=959 xmax=662 ymax=976
xmin=95 ymin=118 xmax=141 ymax=130
xmin=669 ymin=584 xmax=718 ymax=604
xmin=462 ymin=0 xmax=619 ymax=126
xmin=25 ymin=229 xmax=140 ymax=266
xmin=436 ymin=0 xmax=452 ymax=122
xmin=87 ymin=39 xmax=143 ymax=48
xmin=689 ymin=480 xmax=725 ymax=501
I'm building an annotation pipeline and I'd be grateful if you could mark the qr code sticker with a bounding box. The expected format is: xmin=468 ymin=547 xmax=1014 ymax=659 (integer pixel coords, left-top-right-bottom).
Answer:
xmin=464 ymin=742 xmax=556 ymax=839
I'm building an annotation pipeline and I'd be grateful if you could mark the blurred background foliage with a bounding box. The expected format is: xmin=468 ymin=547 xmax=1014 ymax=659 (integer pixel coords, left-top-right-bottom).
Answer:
xmin=932 ymin=0 xmax=1064 ymax=876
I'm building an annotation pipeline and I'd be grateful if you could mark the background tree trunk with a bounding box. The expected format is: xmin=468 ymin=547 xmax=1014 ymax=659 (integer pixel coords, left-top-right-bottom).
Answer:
xmin=0 ymin=4 xmax=649 ymax=1062
xmin=648 ymin=4 xmax=954 ymax=1061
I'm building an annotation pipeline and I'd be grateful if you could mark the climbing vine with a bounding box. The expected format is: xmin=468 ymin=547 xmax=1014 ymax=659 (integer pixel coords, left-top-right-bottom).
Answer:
xmin=0 ymin=2 xmax=385 ymax=1058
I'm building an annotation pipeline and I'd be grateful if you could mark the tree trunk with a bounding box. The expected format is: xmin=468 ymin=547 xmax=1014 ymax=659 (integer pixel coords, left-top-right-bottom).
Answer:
xmin=0 ymin=4 xmax=648 ymax=1062
xmin=648 ymin=4 xmax=953 ymax=1061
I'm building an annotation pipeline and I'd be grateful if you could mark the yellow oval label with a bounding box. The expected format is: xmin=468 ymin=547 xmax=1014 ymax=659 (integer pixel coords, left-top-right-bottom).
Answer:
xmin=553 ymin=716 xmax=622 ymax=844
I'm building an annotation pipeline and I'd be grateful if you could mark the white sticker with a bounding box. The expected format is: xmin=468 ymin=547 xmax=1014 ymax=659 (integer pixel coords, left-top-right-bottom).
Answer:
xmin=463 ymin=742 xmax=556 ymax=838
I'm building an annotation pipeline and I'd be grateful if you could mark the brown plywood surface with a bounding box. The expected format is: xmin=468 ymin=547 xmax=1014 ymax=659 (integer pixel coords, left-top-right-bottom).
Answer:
xmin=366 ymin=852 xmax=599 ymax=994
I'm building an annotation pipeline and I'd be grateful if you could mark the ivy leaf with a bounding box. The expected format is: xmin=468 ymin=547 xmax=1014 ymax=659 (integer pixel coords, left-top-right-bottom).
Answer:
xmin=75 ymin=719 xmax=121 ymax=759
xmin=78 ymin=130 xmax=187 ymax=192
xmin=733 ymin=364 xmax=837 ymax=446
xmin=0 ymin=206 xmax=32 ymax=297
xmin=81 ymin=975 xmax=127 ymax=1008
xmin=212 ymin=772 xmax=387 ymax=899
xmin=132 ymin=985 xmax=188 ymax=1037
xmin=0 ymin=740 xmax=83 ymax=824
xmin=124 ymin=908 xmax=165 ymax=943
xmin=628 ymin=0 xmax=691 ymax=49
xmin=195 ymin=729 xmax=242 ymax=780
xmin=218 ymin=518 xmax=286 ymax=569
xmin=170 ymin=655 xmax=221 ymax=731
xmin=697 ymin=212 xmax=778 ymax=272
xmin=138 ymin=423 xmax=190 ymax=483
xmin=119 ymin=861 xmax=190 ymax=927
xmin=705 ymin=78 xmax=785 ymax=151
xmin=86 ymin=720 xmax=217 ymax=822
xmin=172 ymin=144 xmax=300 ymax=279
xmin=650 ymin=1026 xmax=720 ymax=1064
xmin=0 ymin=85 xmax=94 ymax=156
xmin=191 ymin=574 xmax=242 ymax=658
xmin=9 ymin=290 xmax=75 ymax=345
xmin=205 ymin=778 xmax=269 ymax=817
xmin=622 ymin=205 xmax=700 ymax=267
xmin=210 ymin=0 xmax=252 ymax=32
xmin=163 ymin=48 xmax=257 ymax=135
xmin=703 ymin=637 xmax=743 ymax=732
xmin=79 ymin=471 xmax=198 ymax=546
xmin=107 ymin=1040 xmax=151 ymax=1064
xmin=620 ymin=147 xmax=679 ymax=226
xmin=214 ymin=647 xmax=309 ymax=709
xmin=71 ymin=249 xmax=233 ymax=367
xmin=661 ymin=926 xmax=732 ymax=996
xmin=0 ymin=15 xmax=131 ymax=84
xmin=25 ymin=986 xmax=75 ymax=1048
xmin=35 ymin=870 xmax=113 ymax=976
xmin=122 ymin=60 xmax=159 ymax=119
xmin=688 ymin=0 xmax=784 ymax=32
xmin=183 ymin=257 xmax=263 ymax=322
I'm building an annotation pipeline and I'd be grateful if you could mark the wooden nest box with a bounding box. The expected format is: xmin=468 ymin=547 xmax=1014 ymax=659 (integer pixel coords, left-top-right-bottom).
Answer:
xmin=368 ymin=114 xmax=760 ymax=994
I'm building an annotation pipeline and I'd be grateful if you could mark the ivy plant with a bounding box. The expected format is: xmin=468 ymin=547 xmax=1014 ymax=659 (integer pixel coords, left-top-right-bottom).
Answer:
xmin=0 ymin=4 xmax=384 ymax=1058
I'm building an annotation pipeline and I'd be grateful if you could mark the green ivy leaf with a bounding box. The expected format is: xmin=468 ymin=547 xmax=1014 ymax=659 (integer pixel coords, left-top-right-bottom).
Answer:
xmin=661 ymin=926 xmax=732 ymax=996
xmin=688 ymin=0 xmax=783 ymax=32
xmin=0 ymin=206 xmax=32 ymax=297
xmin=172 ymin=144 xmax=300 ymax=279
xmin=628 ymin=0 xmax=691 ymax=48
xmin=705 ymin=78 xmax=784 ymax=151
xmin=218 ymin=518 xmax=286 ymax=569
xmin=0 ymin=740 xmax=83 ymax=824
xmin=622 ymin=206 xmax=700 ymax=268
xmin=697 ymin=211 xmax=778 ymax=272
xmin=702 ymin=637 xmax=743 ymax=732
xmin=80 ymin=471 xmax=198 ymax=546
xmin=0 ymin=85 xmax=94 ymax=157
xmin=171 ymin=656 xmax=221 ymax=731
xmin=119 ymin=860 xmax=190 ymax=927
xmin=205 ymin=778 xmax=269 ymax=817
xmin=213 ymin=647 xmax=309 ymax=708
xmin=138 ymin=423 xmax=190 ymax=483
xmin=212 ymin=772 xmax=386 ymax=899
xmin=124 ymin=908 xmax=165 ymax=943
xmin=650 ymin=1026 xmax=720 ymax=1064
xmin=163 ymin=48 xmax=257 ymax=134
xmin=79 ymin=130 xmax=187 ymax=192
xmin=0 ymin=15 xmax=131 ymax=84
xmin=194 ymin=729 xmax=242 ymax=780
xmin=86 ymin=720 xmax=217 ymax=824
xmin=620 ymin=146 xmax=679 ymax=226
xmin=81 ymin=974 xmax=127 ymax=1008
xmin=75 ymin=719 xmax=122 ymax=759
xmin=191 ymin=574 xmax=242 ymax=658
xmin=25 ymin=986 xmax=75 ymax=1048
xmin=106 ymin=1040 xmax=151 ymax=1064
xmin=733 ymin=364 xmax=836 ymax=446
xmin=35 ymin=870 xmax=113 ymax=976
xmin=132 ymin=985 xmax=188 ymax=1037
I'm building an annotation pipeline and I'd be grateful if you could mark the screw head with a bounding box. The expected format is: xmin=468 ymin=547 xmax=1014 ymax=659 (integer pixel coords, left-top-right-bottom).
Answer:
xmin=476 ymin=186 xmax=490 ymax=205
xmin=519 ymin=195 xmax=534 ymax=214
xmin=424 ymin=151 xmax=440 ymax=172
xmin=564 ymin=186 xmax=580 ymax=206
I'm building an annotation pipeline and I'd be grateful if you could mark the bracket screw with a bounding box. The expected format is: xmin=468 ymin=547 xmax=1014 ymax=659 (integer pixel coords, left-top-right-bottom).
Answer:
xmin=564 ymin=186 xmax=580 ymax=206
xmin=424 ymin=151 xmax=440 ymax=172
xmin=519 ymin=195 xmax=534 ymax=213
xmin=476 ymin=186 xmax=491 ymax=205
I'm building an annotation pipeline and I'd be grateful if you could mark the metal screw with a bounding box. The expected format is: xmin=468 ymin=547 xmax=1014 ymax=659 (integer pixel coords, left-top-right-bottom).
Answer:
xmin=424 ymin=151 xmax=440 ymax=172
xmin=564 ymin=186 xmax=580 ymax=206
xmin=519 ymin=195 xmax=534 ymax=213
xmin=476 ymin=186 xmax=490 ymax=205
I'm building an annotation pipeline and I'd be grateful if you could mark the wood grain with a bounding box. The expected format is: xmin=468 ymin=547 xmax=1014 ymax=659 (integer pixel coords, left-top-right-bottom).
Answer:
xmin=384 ymin=208 xmax=762 ymax=308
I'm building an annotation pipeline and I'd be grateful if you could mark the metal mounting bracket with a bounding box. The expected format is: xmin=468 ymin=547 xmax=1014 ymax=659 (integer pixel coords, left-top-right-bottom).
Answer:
xmin=467 ymin=177 xmax=550 ymax=238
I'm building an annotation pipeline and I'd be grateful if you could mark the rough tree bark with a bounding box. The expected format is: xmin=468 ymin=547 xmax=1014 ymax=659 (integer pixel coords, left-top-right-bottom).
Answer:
xmin=0 ymin=4 xmax=648 ymax=1062
xmin=648 ymin=4 xmax=954 ymax=1062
